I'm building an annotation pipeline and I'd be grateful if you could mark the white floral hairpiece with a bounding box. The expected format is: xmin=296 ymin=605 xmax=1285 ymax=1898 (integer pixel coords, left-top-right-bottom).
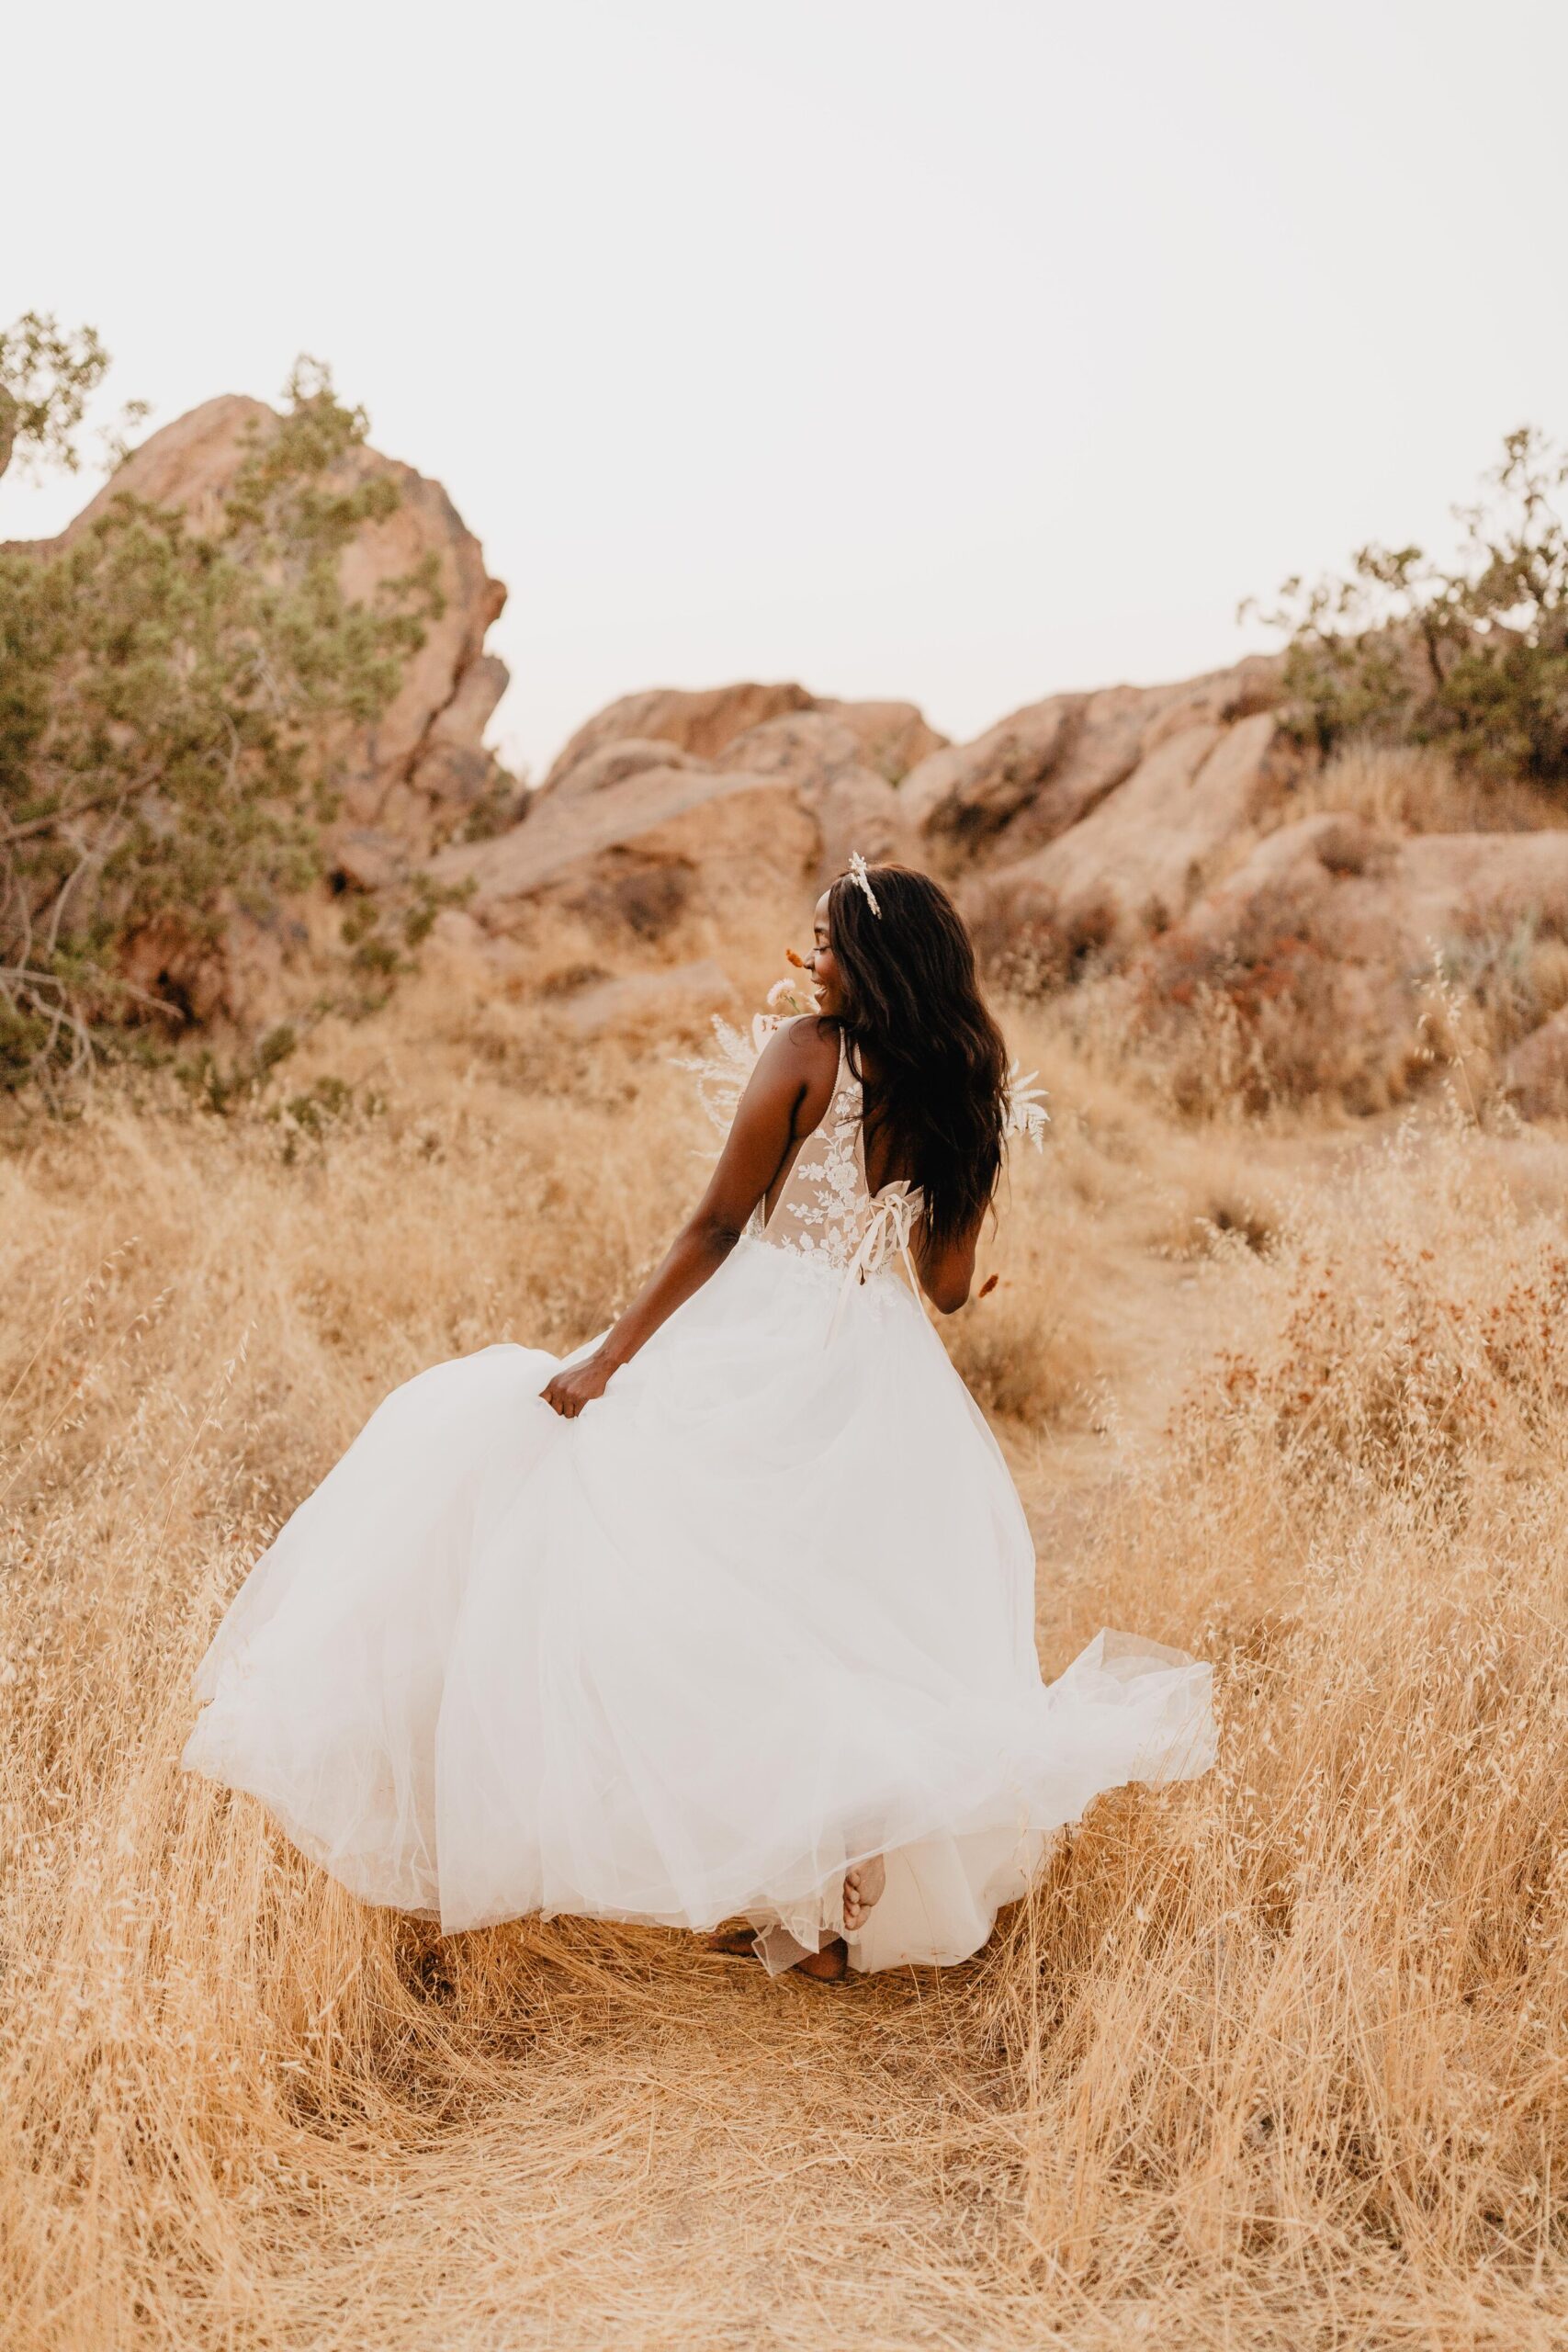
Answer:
xmin=846 ymin=851 xmax=881 ymax=917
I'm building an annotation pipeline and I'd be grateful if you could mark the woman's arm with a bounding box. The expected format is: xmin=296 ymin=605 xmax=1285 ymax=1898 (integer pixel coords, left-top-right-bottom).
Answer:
xmin=911 ymin=1213 xmax=983 ymax=1317
xmin=540 ymin=1020 xmax=837 ymax=1417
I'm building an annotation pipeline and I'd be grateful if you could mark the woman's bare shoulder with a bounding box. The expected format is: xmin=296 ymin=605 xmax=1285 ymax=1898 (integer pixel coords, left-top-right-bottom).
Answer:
xmin=757 ymin=1013 xmax=840 ymax=1070
xmin=752 ymin=1015 xmax=840 ymax=1118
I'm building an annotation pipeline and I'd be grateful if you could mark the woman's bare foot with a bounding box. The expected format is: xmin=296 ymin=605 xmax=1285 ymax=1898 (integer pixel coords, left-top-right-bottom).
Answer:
xmin=843 ymin=1853 xmax=886 ymax=1934
xmin=793 ymin=1936 xmax=848 ymax=1981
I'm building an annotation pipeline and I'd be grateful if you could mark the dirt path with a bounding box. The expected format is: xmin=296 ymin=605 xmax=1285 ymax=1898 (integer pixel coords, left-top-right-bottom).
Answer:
xmin=296 ymin=1947 xmax=1023 ymax=2351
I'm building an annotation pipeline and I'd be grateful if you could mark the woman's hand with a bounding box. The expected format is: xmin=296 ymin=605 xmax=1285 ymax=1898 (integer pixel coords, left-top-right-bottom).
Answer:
xmin=539 ymin=1351 xmax=619 ymax=1419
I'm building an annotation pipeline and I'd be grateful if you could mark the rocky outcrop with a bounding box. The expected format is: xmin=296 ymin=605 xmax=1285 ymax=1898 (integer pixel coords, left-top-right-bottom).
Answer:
xmin=46 ymin=400 xmax=1568 ymax=1112
xmin=813 ymin=699 xmax=946 ymax=782
xmin=720 ymin=711 xmax=868 ymax=796
xmin=1163 ymin=817 xmax=1568 ymax=974
xmin=57 ymin=395 xmax=512 ymax=855
xmin=434 ymin=763 xmax=818 ymax=939
xmin=451 ymin=690 xmax=936 ymax=941
xmin=966 ymin=707 xmax=1292 ymax=953
xmin=1506 ymin=1008 xmax=1568 ymax=1119
xmin=541 ymin=684 xmax=817 ymax=793
xmin=1129 ymin=814 xmax=1568 ymax=1107
xmin=903 ymin=658 xmax=1285 ymax=872
xmin=449 ymin=657 xmax=1299 ymax=957
xmin=547 ymin=738 xmax=712 ymax=800
xmin=540 ymin=685 xmax=945 ymax=800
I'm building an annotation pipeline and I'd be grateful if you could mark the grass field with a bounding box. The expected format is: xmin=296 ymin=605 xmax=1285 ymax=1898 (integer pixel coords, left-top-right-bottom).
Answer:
xmin=5 ymin=924 xmax=1568 ymax=2349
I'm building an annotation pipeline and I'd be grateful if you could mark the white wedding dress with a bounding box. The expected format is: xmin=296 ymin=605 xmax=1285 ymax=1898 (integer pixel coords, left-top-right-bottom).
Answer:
xmin=184 ymin=1022 xmax=1214 ymax=1973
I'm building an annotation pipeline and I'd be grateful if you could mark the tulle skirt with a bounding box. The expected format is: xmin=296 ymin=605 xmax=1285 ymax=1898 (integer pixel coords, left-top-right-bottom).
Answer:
xmin=183 ymin=1234 xmax=1214 ymax=1973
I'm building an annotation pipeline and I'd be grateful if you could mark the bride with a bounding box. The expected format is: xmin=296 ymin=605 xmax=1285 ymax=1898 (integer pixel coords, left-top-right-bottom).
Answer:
xmin=185 ymin=858 xmax=1213 ymax=1980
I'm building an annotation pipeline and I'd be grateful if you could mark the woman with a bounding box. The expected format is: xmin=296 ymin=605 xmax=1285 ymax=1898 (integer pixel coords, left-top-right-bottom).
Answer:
xmin=185 ymin=860 xmax=1213 ymax=1980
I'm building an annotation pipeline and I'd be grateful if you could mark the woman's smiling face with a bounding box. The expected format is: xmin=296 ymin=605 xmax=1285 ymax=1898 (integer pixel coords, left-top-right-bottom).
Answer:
xmin=804 ymin=891 xmax=845 ymax=1016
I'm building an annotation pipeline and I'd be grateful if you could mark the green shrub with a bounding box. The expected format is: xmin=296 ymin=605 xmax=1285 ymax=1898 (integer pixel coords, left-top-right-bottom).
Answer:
xmin=0 ymin=332 xmax=439 ymax=1094
xmin=1248 ymin=427 xmax=1568 ymax=790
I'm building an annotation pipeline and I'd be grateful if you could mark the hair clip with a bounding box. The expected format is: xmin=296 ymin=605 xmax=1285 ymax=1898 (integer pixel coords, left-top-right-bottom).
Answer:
xmin=846 ymin=851 xmax=882 ymax=918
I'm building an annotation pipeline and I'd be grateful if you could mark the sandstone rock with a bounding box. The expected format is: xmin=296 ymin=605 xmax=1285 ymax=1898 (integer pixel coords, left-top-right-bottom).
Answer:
xmin=1398 ymin=831 xmax=1568 ymax=944
xmin=400 ymin=653 xmax=515 ymax=829
xmin=720 ymin=712 xmax=868 ymax=800
xmin=552 ymin=960 xmax=738 ymax=1041
xmin=901 ymin=695 xmax=1082 ymax=846
xmin=546 ymin=738 xmax=711 ymax=800
xmin=61 ymin=392 xmax=266 ymax=537
xmin=61 ymin=396 xmax=509 ymax=854
xmin=118 ymin=901 xmax=303 ymax=1030
xmin=1153 ymin=813 xmax=1568 ymax=978
xmin=974 ymin=709 xmax=1289 ymax=951
xmin=1128 ymin=814 xmax=1568 ymax=1107
xmin=541 ymin=685 xmax=946 ymax=801
xmin=434 ymin=763 xmax=818 ymax=939
xmin=1506 ymin=1007 xmax=1568 ymax=1119
xmin=817 ymin=769 xmax=912 ymax=882
xmin=423 ymin=906 xmax=533 ymax=983
xmin=903 ymin=657 xmax=1286 ymax=870
xmin=542 ymin=684 xmax=815 ymax=793
xmin=332 ymin=827 xmax=410 ymax=893
xmin=815 ymin=699 xmax=947 ymax=781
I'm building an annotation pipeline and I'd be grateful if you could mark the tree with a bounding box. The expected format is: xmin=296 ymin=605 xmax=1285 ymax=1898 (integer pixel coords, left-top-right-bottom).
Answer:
xmin=1247 ymin=427 xmax=1568 ymax=791
xmin=0 ymin=311 xmax=145 ymax=482
xmin=0 ymin=338 xmax=439 ymax=1091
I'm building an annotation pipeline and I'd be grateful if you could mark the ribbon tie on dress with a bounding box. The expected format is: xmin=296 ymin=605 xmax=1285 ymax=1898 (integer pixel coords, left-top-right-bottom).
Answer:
xmin=826 ymin=1184 xmax=921 ymax=1346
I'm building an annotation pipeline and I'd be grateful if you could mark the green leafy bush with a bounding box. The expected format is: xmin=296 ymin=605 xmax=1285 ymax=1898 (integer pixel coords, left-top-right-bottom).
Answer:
xmin=1248 ymin=427 xmax=1568 ymax=790
xmin=0 ymin=334 xmax=438 ymax=1093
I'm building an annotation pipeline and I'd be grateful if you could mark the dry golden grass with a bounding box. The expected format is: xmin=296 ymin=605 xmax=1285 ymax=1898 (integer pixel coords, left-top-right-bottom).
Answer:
xmin=5 ymin=931 xmax=1568 ymax=2348
xmin=1280 ymin=741 xmax=1568 ymax=838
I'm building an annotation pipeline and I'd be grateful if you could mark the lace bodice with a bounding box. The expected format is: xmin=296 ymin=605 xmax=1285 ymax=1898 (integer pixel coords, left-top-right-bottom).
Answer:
xmin=679 ymin=1009 xmax=1046 ymax=1336
xmin=754 ymin=1030 xmax=922 ymax=1281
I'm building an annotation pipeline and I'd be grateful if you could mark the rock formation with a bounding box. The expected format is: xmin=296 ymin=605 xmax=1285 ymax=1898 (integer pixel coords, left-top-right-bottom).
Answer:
xmin=540 ymin=686 xmax=942 ymax=797
xmin=446 ymin=658 xmax=1298 ymax=955
xmin=435 ymin=763 xmax=819 ymax=940
xmin=486 ymin=660 xmax=1568 ymax=1114
xmin=1126 ymin=811 xmax=1568 ymax=1109
xmin=443 ymin=688 xmax=940 ymax=942
xmin=37 ymin=398 xmax=1568 ymax=1114
xmin=51 ymin=395 xmax=513 ymax=866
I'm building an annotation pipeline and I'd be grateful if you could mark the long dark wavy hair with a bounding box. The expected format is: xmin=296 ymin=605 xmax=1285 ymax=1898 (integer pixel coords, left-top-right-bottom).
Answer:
xmin=826 ymin=863 xmax=1010 ymax=1250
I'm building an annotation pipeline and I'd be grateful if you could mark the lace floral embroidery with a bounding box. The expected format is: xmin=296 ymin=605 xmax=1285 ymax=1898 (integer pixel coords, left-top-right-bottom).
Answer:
xmin=762 ymin=1057 xmax=869 ymax=1272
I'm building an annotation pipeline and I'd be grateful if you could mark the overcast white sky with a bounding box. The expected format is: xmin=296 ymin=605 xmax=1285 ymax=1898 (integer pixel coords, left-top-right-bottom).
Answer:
xmin=5 ymin=0 xmax=1564 ymax=776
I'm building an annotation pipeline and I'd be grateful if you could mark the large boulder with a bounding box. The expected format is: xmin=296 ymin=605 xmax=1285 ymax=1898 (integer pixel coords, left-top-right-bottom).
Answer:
xmin=541 ymin=684 xmax=816 ymax=793
xmin=1130 ymin=814 xmax=1568 ymax=1108
xmin=1506 ymin=1008 xmax=1568 ymax=1119
xmin=704 ymin=710 xmax=910 ymax=878
xmin=969 ymin=708 xmax=1292 ymax=953
xmin=818 ymin=769 xmax=913 ymax=881
xmin=546 ymin=737 xmax=712 ymax=800
xmin=540 ymin=684 xmax=948 ymax=801
xmin=814 ymin=698 xmax=947 ymax=781
xmin=905 ymin=656 xmax=1286 ymax=872
xmin=523 ymin=688 xmax=937 ymax=905
xmin=434 ymin=763 xmax=818 ymax=939
xmin=1149 ymin=813 xmax=1568 ymax=978
xmin=720 ymin=711 xmax=867 ymax=798
xmin=900 ymin=693 xmax=1085 ymax=848
xmin=57 ymin=395 xmax=511 ymax=854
